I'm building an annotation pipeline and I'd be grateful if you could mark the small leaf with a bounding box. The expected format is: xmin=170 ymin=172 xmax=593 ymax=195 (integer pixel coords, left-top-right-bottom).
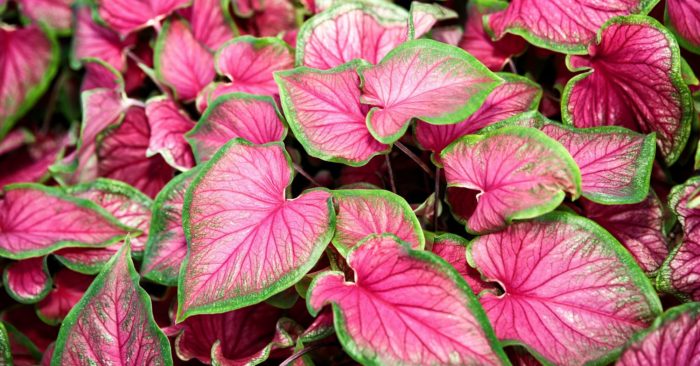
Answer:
xmin=145 ymin=96 xmax=196 ymax=171
xmin=359 ymin=39 xmax=502 ymax=144
xmin=407 ymin=2 xmax=457 ymax=40
xmin=95 ymin=0 xmax=191 ymax=37
xmin=430 ymin=233 xmax=492 ymax=295
xmin=665 ymin=0 xmax=700 ymax=54
xmin=16 ymin=0 xmax=73 ymax=34
xmin=332 ymin=189 xmax=424 ymax=257
xmin=36 ymin=269 xmax=93 ymax=325
xmin=308 ymin=234 xmax=509 ymax=366
xmin=441 ymin=126 xmax=581 ymax=234
xmin=51 ymin=241 xmax=173 ymax=365
xmin=3 ymin=257 xmax=51 ymax=303
xmin=469 ymin=212 xmax=662 ymax=366
xmin=177 ymin=139 xmax=334 ymax=321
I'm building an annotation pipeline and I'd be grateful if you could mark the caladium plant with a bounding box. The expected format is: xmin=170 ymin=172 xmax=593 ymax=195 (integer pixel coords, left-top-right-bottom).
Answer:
xmin=2 ymin=0 xmax=700 ymax=364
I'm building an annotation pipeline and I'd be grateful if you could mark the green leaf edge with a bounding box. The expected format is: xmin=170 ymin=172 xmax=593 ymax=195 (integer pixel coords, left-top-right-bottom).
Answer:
xmin=407 ymin=2 xmax=458 ymax=40
xmin=3 ymin=256 xmax=52 ymax=304
xmin=0 ymin=322 xmax=11 ymax=365
xmin=144 ymin=94 xmax=196 ymax=172
xmin=664 ymin=2 xmax=700 ymax=55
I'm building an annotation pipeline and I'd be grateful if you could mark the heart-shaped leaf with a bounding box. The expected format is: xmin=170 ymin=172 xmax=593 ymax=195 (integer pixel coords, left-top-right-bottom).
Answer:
xmin=484 ymin=0 xmax=656 ymax=53
xmin=562 ymin=16 xmax=693 ymax=165
xmin=429 ymin=233 xmax=492 ymax=295
xmin=145 ymin=96 xmax=196 ymax=171
xmin=214 ymin=36 xmax=293 ymax=95
xmin=308 ymin=234 xmax=509 ymax=365
xmin=358 ymin=39 xmax=502 ymax=144
xmin=0 ymin=24 xmax=59 ymax=139
xmin=3 ymin=257 xmax=51 ymax=303
xmin=617 ymin=303 xmax=700 ymax=365
xmin=36 ymin=269 xmax=93 ymax=325
xmin=182 ymin=0 xmax=235 ymax=50
xmin=415 ymin=74 xmax=541 ymax=163
xmin=187 ymin=93 xmax=287 ymax=162
xmin=0 ymin=184 xmax=130 ymax=260
xmin=332 ymin=189 xmax=424 ymax=257
xmin=665 ymin=0 xmax=700 ymax=54
xmin=177 ymin=139 xmax=334 ymax=321
xmin=72 ymin=8 xmax=136 ymax=71
xmin=275 ymin=60 xmax=389 ymax=166
xmin=51 ymin=241 xmax=173 ymax=365
xmin=95 ymin=0 xmax=191 ymax=37
xmin=468 ymin=212 xmax=662 ymax=366
xmin=541 ymin=124 xmax=656 ymax=204
xmin=441 ymin=126 xmax=581 ymax=234
xmin=154 ymin=18 xmax=215 ymax=101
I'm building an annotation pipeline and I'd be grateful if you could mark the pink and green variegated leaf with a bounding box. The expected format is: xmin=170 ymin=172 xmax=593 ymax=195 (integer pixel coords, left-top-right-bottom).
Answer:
xmin=154 ymin=18 xmax=215 ymax=101
xmin=441 ymin=126 xmax=581 ymax=234
xmin=541 ymin=124 xmax=656 ymax=205
xmin=0 ymin=131 xmax=68 ymax=189
xmin=3 ymin=257 xmax=51 ymax=304
xmin=186 ymin=93 xmax=287 ymax=162
xmin=53 ymin=246 xmax=120 ymax=275
xmin=181 ymin=0 xmax=235 ymax=50
xmin=141 ymin=168 xmax=198 ymax=286
xmin=244 ymin=0 xmax=295 ymax=37
xmin=177 ymin=139 xmax=334 ymax=321
xmin=407 ymin=2 xmax=457 ymax=40
xmin=562 ymin=16 xmax=693 ymax=165
xmin=145 ymin=96 xmax=195 ymax=171
xmin=36 ymin=270 xmax=93 ymax=325
xmin=430 ymin=233 xmax=492 ymax=295
xmin=665 ymin=0 xmax=700 ymax=54
xmin=331 ymin=189 xmax=424 ymax=257
xmin=468 ymin=212 xmax=662 ymax=366
xmin=17 ymin=0 xmax=73 ymax=34
xmin=658 ymin=177 xmax=700 ymax=301
xmin=275 ymin=60 xmax=389 ymax=166
xmin=0 ymin=184 xmax=131 ymax=260
xmin=296 ymin=1 xmax=408 ymax=69
xmin=414 ymin=74 xmax=542 ymax=164
xmin=81 ymin=59 xmax=125 ymax=92
xmin=173 ymin=303 xmax=295 ymax=365
xmin=580 ymin=194 xmax=668 ymax=274
xmin=0 ymin=24 xmax=59 ymax=139
xmin=483 ymin=0 xmax=657 ymax=53
xmin=617 ymin=303 xmax=700 ymax=365
xmin=95 ymin=0 xmax=191 ymax=37
xmin=214 ymin=36 xmax=294 ymax=96
xmin=308 ymin=234 xmax=508 ymax=366
xmin=0 ymin=322 xmax=11 ymax=365
xmin=50 ymin=242 xmax=173 ymax=366
xmin=458 ymin=0 xmax=526 ymax=71
xmin=72 ymin=7 xmax=136 ymax=71
xmin=358 ymin=39 xmax=502 ymax=144
xmin=97 ymin=106 xmax=175 ymax=198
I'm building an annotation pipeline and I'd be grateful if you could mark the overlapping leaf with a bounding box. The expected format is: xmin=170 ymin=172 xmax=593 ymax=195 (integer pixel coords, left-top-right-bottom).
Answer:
xmin=3 ymin=257 xmax=51 ymax=303
xmin=430 ymin=233 xmax=491 ymax=295
xmin=145 ymin=96 xmax=196 ymax=171
xmin=36 ymin=270 xmax=93 ymax=325
xmin=665 ymin=0 xmax=700 ymax=54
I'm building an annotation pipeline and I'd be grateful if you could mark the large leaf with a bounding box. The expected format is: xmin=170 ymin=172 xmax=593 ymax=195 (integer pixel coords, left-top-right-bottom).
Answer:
xmin=429 ymin=233 xmax=492 ymax=295
xmin=0 ymin=25 xmax=58 ymax=139
xmin=665 ymin=0 xmax=700 ymax=54
xmin=72 ymin=8 xmax=135 ymax=71
xmin=484 ymin=0 xmax=657 ymax=53
xmin=36 ymin=269 xmax=93 ymax=325
xmin=358 ymin=39 xmax=502 ymax=144
xmin=617 ymin=303 xmax=700 ymax=365
xmin=441 ymin=126 xmax=581 ymax=234
xmin=177 ymin=139 xmax=334 ymax=321
xmin=468 ymin=212 xmax=662 ymax=366
xmin=50 ymin=242 xmax=173 ymax=365
xmin=3 ymin=257 xmax=51 ymax=303
xmin=332 ymin=189 xmax=424 ymax=257
xmin=562 ymin=16 xmax=693 ymax=165
xmin=187 ymin=93 xmax=287 ymax=162
xmin=275 ymin=60 xmax=389 ymax=166
xmin=145 ymin=96 xmax=196 ymax=171
xmin=0 ymin=184 xmax=130 ymax=260
xmin=541 ymin=124 xmax=656 ymax=204
xmin=414 ymin=74 xmax=541 ymax=163
xmin=95 ymin=0 xmax=191 ymax=36
xmin=183 ymin=0 xmax=235 ymax=50
xmin=308 ymin=234 xmax=508 ymax=365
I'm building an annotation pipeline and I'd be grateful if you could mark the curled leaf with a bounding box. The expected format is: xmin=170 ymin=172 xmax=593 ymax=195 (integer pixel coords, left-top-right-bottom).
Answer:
xmin=3 ymin=257 xmax=51 ymax=304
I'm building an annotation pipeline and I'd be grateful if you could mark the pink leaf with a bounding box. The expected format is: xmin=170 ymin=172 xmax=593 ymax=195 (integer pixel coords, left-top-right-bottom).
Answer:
xmin=580 ymin=194 xmax=669 ymax=274
xmin=53 ymin=246 xmax=120 ymax=275
xmin=145 ymin=96 xmax=196 ymax=171
xmin=73 ymin=7 xmax=135 ymax=71
xmin=182 ymin=0 xmax=235 ymax=50
xmin=97 ymin=106 xmax=175 ymax=198
xmin=617 ymin=303 xmax=700 ymax=365
xmin=275 ymin=60 xmax=389 ymax=166
xmin=441 ymin=126 xmax=581 ymax=234
xmin=562 ymin=16 xmax=693 ymax=165
xmin=0 ymin=184 xmax=130 ymax=259
xmin=36 ymin=270 xmax=93 ymax=325
xmin=359 ymin=39 xmax=502 ymax=144
xmin=214 ymin=36 xmax=293 ymax=96
xmin=469 ymin=213 xmax=662 ymax=365
xmin=80 ymin=59 xmax=125 ymax=92
xmin=407 ymin=2 xmax=457 ymax=40
xmin=17 ymin=0 xmax=72 ymax=34
xmin=429 ymin=233 xmax=492 ymax=295
xmin=51 ymin=242 xmax=173 ymax=365
xmin=308 ymin=234 xmax=508 ymax=365
xmin=458 ymin=0 xmax=526 ymax=71
xmin=242 ymin=0 xmax=296 ymax=37
xmin=3 ymin=257 xmax=51 ymax=303
xmin=177 ymin=139 xmax=334 ymax=321
xmin=332 ymin=189 xmax=424 ymax=256
xmin=0 ymin=132 xmax=67 ymax=189
xmin=665 ymin=0 xmax=700 ymax=54
xmin=414 ymin=74 xmax=541 ymax=163
xmin=484 ymin=0 xmax=656 ymax=53
xmin=154 ymin=18 xmax=215 ymax=101
xmin=431 ymin=25 xmax=463 ymax=46
xmin=95 ymin=0 xmax=191 ymax=36
xmin=231 ymin=0 xmax=262 ymax=17
xmin=0 ymin=24 xmax=58 ymax=139
xmin=188 ymin=93 xmax=286 ymax=162
xmin=541 ymin=124 xmax=656 ymax=204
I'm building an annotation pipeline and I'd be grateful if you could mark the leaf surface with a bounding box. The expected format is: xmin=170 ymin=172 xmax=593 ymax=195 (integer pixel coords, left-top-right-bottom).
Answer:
xmin=3 ymin=257 xmax=51 ymax=303
xmin=183 ymin=0 xmax=235 ymax=50
xmin=145 ymin=96 xmax=196 ymax=171
xmin=430 ymin=233 xmax=492 ymax=295
xmin=73 ymin=8 xmax=135 ymax=71
xmin=17 ymin=0 xmax=72 ymax=34
xmin=665 ymin=0 xmax=700 ymax=54
xmin=95 ymin=0 xmax=191 ymax=36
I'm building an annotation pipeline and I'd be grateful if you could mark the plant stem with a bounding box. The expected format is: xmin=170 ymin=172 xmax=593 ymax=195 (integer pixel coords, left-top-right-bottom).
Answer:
xmin=434 ymin=167 xmax=441 ymax=231
xmin=507 ymin=58 xmax=518 ymax=74
xmin=395 ymin=141 xmax=434 ymax=178
xmin=293 ymin=163 xmax=322 ymax=187
xmin=280 ymin=344 xmax=323 ymax=366
xmin=385 ymin=154 xmax=397 ymax=193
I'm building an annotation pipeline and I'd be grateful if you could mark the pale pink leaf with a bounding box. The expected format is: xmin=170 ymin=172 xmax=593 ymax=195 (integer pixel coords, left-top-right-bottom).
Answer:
xmin=3 ymin=257 xmax=51 ymax=303
xmin=407 ymin=2 xmax=457 ymax=39
xmin=95 ymin=0 xmax=191 ymax=36
xmin=431 ymin=25 xmax=462 ymax=46
xmin=145 ymin=96 xmax=195 ymax=171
